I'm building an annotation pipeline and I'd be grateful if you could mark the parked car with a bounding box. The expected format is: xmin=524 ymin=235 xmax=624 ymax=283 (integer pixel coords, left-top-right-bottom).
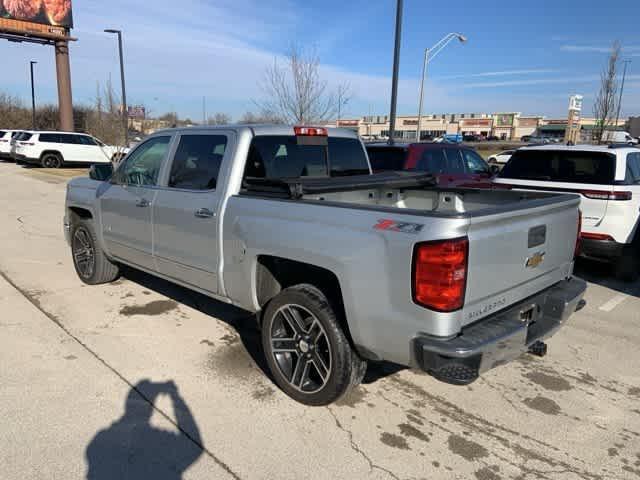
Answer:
xmin=602 ymin=130 xmax=639 ymax=146
xmin=494 ymin=145 xmax=640 ymax=280
xmin=486 ymin=136 xmax=500 ymax=142
xmin=65 ymin=125 xmax=586 ymax=405
xmin=463 ymin=134 xmax=480 ymax=142
xmin=0 ymin=129 xmax=22 ymax=160
xmin=488 ymin=150 xmax=515 ymax=165
xmin=435 ymin=133 xmax=463 ymax=144
xmin=366 ymin=142 xmax=497 ymax=188
xmin=11 ymin=131 xmax=128 ymax=168
xmin=527 ymin=136 xmax=551 ymax=145
xmin=9 ymin=131 xmax=36 ymax=163
xmin=520 ymin=135 xmax=532 ymax=143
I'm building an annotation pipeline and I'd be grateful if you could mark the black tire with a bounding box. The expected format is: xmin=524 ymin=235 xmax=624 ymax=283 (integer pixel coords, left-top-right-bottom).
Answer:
xmin=41 ymin=152 xmax=63 ymax=168
xmin=261 ymin=284 xmax=367 ymax=406
xmin=615 ymin=246 xmax=639 ymax=282
xmin=70 ymin=218 xmax=120 ymax=285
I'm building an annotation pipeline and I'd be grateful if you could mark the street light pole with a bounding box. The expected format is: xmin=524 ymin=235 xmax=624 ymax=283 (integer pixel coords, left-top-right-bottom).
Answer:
xmin=416 ymin=33 xmax=467 ymax=141
xmin=615 ymin=59 xmax=631 ymax=129
xmin=387 ymin=0 xmax=403 ymax=144
xmin=416 ymin=49 xmax=429 ymax=142
xmin=30 ymin=61 xmax=37 ymax=130
xmin=104 ymin=29 xmax=128 ymax=146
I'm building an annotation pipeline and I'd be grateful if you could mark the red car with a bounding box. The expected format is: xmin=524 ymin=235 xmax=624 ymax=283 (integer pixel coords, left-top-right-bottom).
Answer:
xmin=365 ymin=142 xmax=498 ymax=188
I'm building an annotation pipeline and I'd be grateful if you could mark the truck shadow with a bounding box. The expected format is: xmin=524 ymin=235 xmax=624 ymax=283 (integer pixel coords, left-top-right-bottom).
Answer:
xmin=574 ymin=258 xmax=640 ymax=298
xmin=119 ymin=267 xmax=403 ymax=388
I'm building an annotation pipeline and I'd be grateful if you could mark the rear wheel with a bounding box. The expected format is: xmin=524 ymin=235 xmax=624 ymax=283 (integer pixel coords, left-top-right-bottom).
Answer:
xmin=615 ymin=246 xmax=639 ymax=282
xmin=71 ymin=219 xmax=120 ymax=285
xmin=261 ymin=284 xmax=367 ymax=406
xmin=41 ymin=152 xmax=63 ymax=169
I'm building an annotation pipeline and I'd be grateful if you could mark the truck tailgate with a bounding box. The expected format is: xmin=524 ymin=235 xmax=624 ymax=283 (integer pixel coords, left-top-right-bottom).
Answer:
xmin=461 ymin=195 xmax=579 ymax=327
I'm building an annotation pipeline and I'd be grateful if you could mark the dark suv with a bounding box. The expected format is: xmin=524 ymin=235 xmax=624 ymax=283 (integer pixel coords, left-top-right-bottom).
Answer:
xmin=365 ymin=142 xmax=496 ymax=188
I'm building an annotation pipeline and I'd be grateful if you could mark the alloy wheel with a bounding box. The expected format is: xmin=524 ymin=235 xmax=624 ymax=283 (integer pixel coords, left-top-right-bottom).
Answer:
xmin=269 ymin=304 xmax=332 ymax=393
xmin=72 ymin=227 xmax=95 ymax=279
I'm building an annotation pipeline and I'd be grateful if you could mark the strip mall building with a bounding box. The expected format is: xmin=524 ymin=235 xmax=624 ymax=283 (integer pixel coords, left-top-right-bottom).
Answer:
xmin=332 ymin=113 xmax=626 ymax=141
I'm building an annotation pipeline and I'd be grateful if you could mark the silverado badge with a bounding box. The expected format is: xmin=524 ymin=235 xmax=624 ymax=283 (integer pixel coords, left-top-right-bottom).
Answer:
xmin=526 ymin=252 xmax=546 ymax=269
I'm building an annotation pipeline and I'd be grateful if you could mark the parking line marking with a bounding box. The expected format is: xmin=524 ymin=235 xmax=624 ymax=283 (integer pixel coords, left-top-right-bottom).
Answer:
xmin=599 ymin=294 xmax=628 ymax=312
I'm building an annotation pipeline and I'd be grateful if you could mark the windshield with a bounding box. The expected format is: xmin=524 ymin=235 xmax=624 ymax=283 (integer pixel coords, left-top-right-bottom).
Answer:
xmin=245 ymin=136 xmax=370 ymax=179
xmin=499 ymin=149 xmax=616 ymax=184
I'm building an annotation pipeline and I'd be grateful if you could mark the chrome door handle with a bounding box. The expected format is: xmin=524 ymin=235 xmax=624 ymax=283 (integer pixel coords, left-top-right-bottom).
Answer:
xmin=195 ymin=208 xmax=214 ymax=218
xmin=136 ymin=198 xmax=150 ymax=207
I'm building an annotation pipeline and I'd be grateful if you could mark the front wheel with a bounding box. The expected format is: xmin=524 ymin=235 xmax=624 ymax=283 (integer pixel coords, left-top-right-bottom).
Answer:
xmin=261 ymin=284 xmax=367 ymax=406
xmin=71 ymin=219 xmax=120 ymax=285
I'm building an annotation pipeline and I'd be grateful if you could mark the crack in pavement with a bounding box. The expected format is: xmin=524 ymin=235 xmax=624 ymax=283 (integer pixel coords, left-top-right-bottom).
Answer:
xmin=0 ymin=267 xmax=243 ymax=480
xmin=326 ymin=406 xmax=403 ymax=480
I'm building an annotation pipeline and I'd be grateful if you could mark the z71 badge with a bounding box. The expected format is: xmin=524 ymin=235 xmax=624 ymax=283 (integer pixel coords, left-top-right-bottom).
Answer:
xmin=374 ymin=219 xmax=424 ymax=235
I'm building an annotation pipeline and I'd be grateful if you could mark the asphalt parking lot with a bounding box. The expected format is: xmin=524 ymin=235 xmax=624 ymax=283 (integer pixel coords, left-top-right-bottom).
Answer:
xmin=1 ymin=162 xmax=639 ymax=480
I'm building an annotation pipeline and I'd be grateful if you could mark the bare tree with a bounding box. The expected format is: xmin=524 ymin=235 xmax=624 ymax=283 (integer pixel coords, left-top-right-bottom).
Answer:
xmin=238 ymin=110 xmax=284 ymax=124
xmin=208 ymin=112 xmax=232 ymax=125
xmin=336 ymin=83 xmax=351 ymax=122
xmin=593 ymin=41 xmax=621 ymax=144
xmin=256 ymin=45 xmax=350 ymax=125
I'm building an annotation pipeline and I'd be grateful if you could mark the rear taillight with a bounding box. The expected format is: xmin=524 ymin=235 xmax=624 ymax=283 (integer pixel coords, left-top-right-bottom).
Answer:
xmin=575 ymin=211 xmax=582 ymax=257
xmin=294 ymin=126 xmax=328 ymax=136
xmin=413 ymin=237 xmax=469 ymax=312
xmin=581 ymin=232 xmax=614 ymax=241
xmin=582 ymin=190 xmax=632 ymax=201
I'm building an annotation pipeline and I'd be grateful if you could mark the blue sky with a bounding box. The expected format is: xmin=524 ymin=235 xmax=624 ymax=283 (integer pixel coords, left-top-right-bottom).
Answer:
xmin=1 ymin=0 xmax=639 ymax=121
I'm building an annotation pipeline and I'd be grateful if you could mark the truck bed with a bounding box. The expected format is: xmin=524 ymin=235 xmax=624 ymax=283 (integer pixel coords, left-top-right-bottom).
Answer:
xmin=243 ymin=171 xmax=576 ymax=218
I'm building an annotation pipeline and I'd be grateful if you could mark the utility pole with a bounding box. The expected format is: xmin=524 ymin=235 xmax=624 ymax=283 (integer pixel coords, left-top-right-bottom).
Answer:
xmin=104 ymin=29 xmax=128 ymax=146
xmin=615 ymin=59 xmax=631 ymax=129
xmin=387 ymin=0 xmax=403 ymax=144
xmin=203 ymin=96 xmax=207 ymax=125
xmin=30 ymin=61 xmax=37 ymax=130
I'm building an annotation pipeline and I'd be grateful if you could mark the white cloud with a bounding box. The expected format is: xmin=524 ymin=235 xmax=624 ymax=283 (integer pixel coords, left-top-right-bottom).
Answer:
xmin=438 ymin=69 xmax=559 ymax=80
xmin=561 ymin=45 xmax=640 ymax=53
xmin=459 ymin=76 xmax=599 ymax=89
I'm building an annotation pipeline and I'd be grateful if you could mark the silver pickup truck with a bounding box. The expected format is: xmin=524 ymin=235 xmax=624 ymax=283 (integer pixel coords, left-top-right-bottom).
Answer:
xmin=65 ymin=125 xmax=586 ymax=405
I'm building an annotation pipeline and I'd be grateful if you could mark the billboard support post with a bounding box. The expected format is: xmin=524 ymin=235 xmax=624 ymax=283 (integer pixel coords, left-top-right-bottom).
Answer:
xmin=55 ymin=40 xmax=74 ymax=132
xmin=30 ymin=61 xmax=37 ymax=129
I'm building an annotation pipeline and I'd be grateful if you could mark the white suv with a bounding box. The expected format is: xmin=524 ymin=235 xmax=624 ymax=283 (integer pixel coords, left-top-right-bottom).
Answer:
xmin=494 ymin=144 xmax=640 ymax=280
xmin=0 ymin=129 xmax=22 ymax=160
xmin=11 ymin=131 xmax=127 ymax=168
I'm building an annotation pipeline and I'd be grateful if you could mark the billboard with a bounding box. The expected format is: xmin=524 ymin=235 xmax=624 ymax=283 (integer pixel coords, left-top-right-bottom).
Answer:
xmin=128 ymin=105 xmax=147 ymax=120
xmin=495 ymin=114 xmax=515 ymax=127
xmin=568 ymin=95 xmax=583 ymax=112
xmin=0 ymin=0 xmax=73 ymax=29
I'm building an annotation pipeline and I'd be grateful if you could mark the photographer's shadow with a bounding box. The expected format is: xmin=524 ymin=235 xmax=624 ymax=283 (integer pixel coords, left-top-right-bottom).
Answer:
xmin=86 ymin=380 xmax=202 ymax=480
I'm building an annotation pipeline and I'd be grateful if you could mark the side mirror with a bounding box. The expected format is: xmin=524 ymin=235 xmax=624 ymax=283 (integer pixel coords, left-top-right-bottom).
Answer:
xmin=489 ymin=164 xmax=500 ymax=176
xmin=89 ymin=163 xmax=114 ymax=182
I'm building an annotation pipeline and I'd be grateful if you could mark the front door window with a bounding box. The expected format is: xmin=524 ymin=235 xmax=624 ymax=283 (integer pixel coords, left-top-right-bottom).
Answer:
xmin=114 ymin=136 xmax=171 ymax=186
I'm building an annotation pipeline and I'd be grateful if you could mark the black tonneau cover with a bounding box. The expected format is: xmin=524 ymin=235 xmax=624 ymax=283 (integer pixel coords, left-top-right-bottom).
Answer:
xmin=243 ymin=171 xmax=437 ymax=199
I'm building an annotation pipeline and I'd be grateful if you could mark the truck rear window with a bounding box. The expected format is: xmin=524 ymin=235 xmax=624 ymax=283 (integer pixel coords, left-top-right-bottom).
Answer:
xmin=245 ymin=136 xmax=370 ymax=179
xmin=499 ymin=150 xmax=616 ymax=184
xmin=366 ymin=147 xmax=407 ymax=171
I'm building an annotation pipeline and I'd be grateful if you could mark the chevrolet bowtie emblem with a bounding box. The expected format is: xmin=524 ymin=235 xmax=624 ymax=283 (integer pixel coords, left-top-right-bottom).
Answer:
xmin=526 ymin=252 xmax=545 ymax=269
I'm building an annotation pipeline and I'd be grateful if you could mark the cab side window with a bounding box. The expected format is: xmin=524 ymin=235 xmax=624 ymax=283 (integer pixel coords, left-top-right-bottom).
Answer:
xmin=168 ymin=135 xmax=228 ymax=190
xmin=114 ymin=136 xmax=171 ymax=186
